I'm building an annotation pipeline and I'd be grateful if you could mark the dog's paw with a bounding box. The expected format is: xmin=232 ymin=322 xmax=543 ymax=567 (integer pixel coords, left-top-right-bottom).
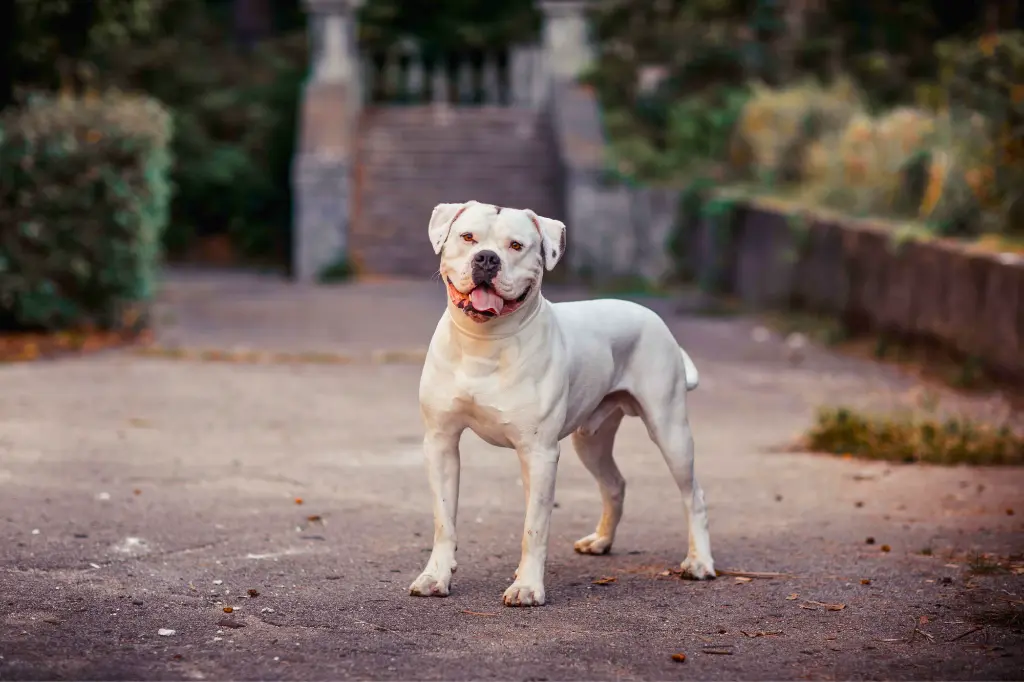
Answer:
xmin=679 ymin=556 xmax=716 ymax=580
xmin=409 ymin=572 xmax=452 ymax=597
xmin=502 ymin=581 xmax=546 ymax=607
xmin=573 ymin=533 xmax=613 ymax=555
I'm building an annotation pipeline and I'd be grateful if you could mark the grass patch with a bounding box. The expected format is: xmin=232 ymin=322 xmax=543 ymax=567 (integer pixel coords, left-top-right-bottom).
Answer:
xmin=802 ymin=406 xmax=1024 ymax=466
xmin=317 ymin=257 xmax=355 ymax=284
xmin=761 ymin=310 xmax=849 ymax=346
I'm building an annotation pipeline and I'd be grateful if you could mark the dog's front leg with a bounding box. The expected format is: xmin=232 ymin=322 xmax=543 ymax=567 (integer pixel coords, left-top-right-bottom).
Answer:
xmin=409 ymin=430 xmax=461 ymax=597
xmin=504 ymin=443 xmax=560 ymax=607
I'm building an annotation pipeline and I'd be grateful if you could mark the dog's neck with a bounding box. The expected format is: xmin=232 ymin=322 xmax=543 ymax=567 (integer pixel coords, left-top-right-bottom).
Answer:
xmin=445 ymin=290 xmax=545 ymax=343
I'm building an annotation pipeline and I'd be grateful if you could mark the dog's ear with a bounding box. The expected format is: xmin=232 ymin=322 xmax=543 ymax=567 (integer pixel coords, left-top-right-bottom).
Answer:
xmin=428 ymin=201 xmax=473 ymax=254
xmin=525 ymin=210 xmax=566 ymax=271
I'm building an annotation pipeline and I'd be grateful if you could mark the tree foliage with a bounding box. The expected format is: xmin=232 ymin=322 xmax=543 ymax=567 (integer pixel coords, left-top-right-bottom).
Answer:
xmin=358 ymin=0 xmax=541 ymax=54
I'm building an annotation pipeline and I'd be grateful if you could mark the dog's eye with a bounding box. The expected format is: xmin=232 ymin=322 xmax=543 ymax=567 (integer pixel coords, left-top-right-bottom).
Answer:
xmin=509 ymin=241 xmax=523 ymax=251
xmin=460 ymin=233 xmax=475 ymax=243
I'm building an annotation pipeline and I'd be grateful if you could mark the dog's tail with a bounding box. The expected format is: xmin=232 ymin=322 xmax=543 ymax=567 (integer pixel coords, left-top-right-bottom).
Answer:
xmin=680 ymin=347 xmax=700 ymax=391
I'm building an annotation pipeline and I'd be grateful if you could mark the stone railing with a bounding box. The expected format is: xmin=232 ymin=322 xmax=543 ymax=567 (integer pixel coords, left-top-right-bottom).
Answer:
xmin=292 ymin=0 xmax=614 ymax=282
xmin=359 ymin=43 xmax=546 ymax=108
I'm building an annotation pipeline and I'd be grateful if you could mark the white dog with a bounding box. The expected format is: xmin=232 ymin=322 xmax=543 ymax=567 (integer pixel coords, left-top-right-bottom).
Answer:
xmin=410 ymin=200 xmax=715 ymax=607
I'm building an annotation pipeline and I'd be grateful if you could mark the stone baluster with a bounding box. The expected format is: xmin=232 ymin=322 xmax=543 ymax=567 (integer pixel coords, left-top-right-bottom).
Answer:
xmin=456 ymin=58 xmax=474 ymax=104
xmin=510 ymin=46 xmax=530 ymax=107
xmin=360 ymin=54 xmax=375 ymax=103
xmin=382 ymin=49 xmax=402 ymax=102
xmin=431 ymin=59 xmax=449 ymax=105
xmin=481 ymin=53 xmax=501 ymax=105
xmin=406 ymin=49 xmax=426 ymax=102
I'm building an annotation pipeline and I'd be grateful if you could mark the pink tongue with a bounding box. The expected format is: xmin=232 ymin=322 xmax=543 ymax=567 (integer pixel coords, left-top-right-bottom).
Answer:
xmin=470 ymin=287 xmax=504 ymax=314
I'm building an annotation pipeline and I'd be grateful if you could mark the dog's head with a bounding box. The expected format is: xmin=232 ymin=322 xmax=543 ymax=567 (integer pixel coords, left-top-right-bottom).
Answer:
xmin=429 ymin=200 xmax=566 ymax=324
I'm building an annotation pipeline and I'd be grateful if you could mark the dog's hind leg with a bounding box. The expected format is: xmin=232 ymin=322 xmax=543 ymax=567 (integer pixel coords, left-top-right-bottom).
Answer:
xmin=641 ymin=389 xmax=716 ymax=580
xmin=572 ymin=409 xmax=626 ymax=555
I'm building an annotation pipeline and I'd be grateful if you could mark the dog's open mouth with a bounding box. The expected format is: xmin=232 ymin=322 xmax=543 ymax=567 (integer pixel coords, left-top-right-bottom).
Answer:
xmin=447 ymin=278 xmax=531 ymax=321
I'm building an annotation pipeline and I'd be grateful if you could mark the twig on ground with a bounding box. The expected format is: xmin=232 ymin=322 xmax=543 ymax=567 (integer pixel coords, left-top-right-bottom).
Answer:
xmin=716 ymin=570 xmax=792 ymax=579
xmin=947 ymin=626 xmax=983 ymax=642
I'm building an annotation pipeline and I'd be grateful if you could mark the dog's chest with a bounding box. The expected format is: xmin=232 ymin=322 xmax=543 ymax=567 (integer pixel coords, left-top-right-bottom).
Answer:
xmin=449 ymin=384 xmax=522 ymax=448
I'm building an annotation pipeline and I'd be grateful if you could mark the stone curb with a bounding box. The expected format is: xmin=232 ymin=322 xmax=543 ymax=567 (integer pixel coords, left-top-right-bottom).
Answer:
xmin=133 ymin=345 xmax=429 ymax=366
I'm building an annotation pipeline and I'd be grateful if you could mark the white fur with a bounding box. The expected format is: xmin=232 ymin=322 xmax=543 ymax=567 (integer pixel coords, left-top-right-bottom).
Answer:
xmin=410 ymin=201 xmax=715 ymax=607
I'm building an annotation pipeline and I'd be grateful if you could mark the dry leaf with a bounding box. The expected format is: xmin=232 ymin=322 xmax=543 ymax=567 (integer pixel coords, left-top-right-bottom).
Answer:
xmin=825 ymin=603 xmax=846 ymax=611
xmin=786 ymin=593 xmax=799 ymax=600
xmin=306 ymin=515 xmax=323 ymax=523
xmin=223 ymin=607 xmax=234 ymax=613
xmin=860 ymin=578 xmax=871 ymax=585
xmin=294 ymin=497 xmax=304 ymax=505
xmin=592 ymin=576 xmax=617 ymax=585
xmin=671 ymin=653 xmax=687 ymax=662
xmin=734 ymin=576 xmax=753 ymax=583
xmin=881 ymin=544 xmax=891 ymax=553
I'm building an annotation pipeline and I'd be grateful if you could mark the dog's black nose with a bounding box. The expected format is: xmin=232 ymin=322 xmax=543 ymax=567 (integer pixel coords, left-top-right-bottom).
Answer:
xmin=472 ymin=250 xmax=501 ymax=282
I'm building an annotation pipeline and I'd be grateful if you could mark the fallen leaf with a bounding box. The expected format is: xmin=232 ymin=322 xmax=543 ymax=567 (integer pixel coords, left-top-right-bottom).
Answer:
xmin=860 ymin=579 xmax=872 ymax=585
xmin=461 ymin=609 xmax=497 ymax=617
xmin=306 ymin=515 xmax=323 ymax=523
xmin=223 ymin=607 xmax=234 ymax=613
xmin=592 ymin=576 xmax=617 ymax=585
xmin=294 ymin=498 xmax=304 ymax=505
xmin=786 ymin=593 xmax=799 ymax=600
xmin=671 ymin=653 xmax=687 ymax=662
xmin=216 ymin=619 xmax=245 ymax=629
xmin=734 ymin=576 xmax=753 ymax=583
xmin=247 ymin=589 xmax=260 ymax=598
xmin=881 ymin=545 xmax=891 ymax=553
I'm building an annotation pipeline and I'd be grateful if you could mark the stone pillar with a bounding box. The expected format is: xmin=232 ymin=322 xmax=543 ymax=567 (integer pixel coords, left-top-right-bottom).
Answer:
xmin=291 ymin=0 xmax=363 ymax=282
xmin=538 ymin=1 xmax=594 ymax=84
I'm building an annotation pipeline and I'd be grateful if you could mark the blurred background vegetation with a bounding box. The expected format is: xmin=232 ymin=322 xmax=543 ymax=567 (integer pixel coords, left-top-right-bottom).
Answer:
xmin=0 ymin=0 xmax=1020 ymax=336
xmin=0 ymin=0 xmax=539 ymax=270
xmin=587 ymin=0 xmax=1023 ymax=240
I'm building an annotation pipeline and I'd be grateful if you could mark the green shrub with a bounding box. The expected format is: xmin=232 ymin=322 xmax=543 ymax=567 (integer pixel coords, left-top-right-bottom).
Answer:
xmin=0 ymin=92 xmax=173 ymax=331
xmin=935 ymin=31 xmax=1024 ymax=234
xmin=98 ymin=4 xmax=307 ymax=263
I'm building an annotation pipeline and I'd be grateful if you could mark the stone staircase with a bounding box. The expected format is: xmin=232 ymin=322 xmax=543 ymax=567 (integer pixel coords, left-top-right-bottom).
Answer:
xmin=349 ymin=106 xmax=564 ymax=278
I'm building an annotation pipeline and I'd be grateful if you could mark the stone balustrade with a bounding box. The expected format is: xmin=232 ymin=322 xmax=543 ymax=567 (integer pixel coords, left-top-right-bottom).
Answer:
xmin=359 ymin=43 xmax=546 ymax=108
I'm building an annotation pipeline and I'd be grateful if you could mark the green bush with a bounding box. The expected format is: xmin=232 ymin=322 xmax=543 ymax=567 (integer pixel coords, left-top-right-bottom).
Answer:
xmin=100 ymin=11 xmax=307 ymax=263
xmin=0 ymin=92 xmax=173 ymax=331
